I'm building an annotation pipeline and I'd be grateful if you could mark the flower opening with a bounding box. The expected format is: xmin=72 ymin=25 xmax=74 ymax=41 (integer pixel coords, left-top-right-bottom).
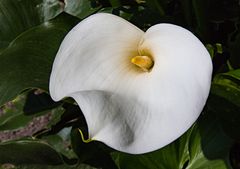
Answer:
xmin=131 ymin=55 xmax=154 ymax=72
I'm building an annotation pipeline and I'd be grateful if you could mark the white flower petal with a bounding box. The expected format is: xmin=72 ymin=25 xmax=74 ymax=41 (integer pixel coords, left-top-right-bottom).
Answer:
xmin=50 ymin=13 xmax=144 ymax=100
xmin=50 ymin=13 xmax=212 ymax=154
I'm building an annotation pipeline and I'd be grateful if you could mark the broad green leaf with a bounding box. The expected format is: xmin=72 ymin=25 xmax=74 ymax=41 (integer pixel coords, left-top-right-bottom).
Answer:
xmin=223 ymin=69 xmax=240 ymax=81
xmin=0 ymin=0 xmax=62 ymax=51
xmin=0 ymin=0 xmax=99 ymax=52
xmin=209 ymin=69 xmax=240 ymax=139
xmin=187 ymin=113 xmax=233 ymax=169
xmin=0 ymin=13 xmax=79 ymax=106
xmin=211 ymin=70 xmax=240 ymax=106
xmin=0 ymin=139 xmax=62 ymax=165
xmin=0 ymin=95 xmax=30 ymax=131
xmin=43 ymin=127 xmax=78 ymax=160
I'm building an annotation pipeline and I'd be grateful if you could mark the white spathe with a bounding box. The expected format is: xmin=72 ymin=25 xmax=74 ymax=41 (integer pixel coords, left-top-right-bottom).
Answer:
xmin=49 ymin=13 xmax=212 ymax=154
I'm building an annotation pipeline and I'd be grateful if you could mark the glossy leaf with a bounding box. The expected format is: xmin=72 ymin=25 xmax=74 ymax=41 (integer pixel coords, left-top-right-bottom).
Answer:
xmin=0 ymin=0 xmax=63 ymax=51
xmin=0 ymin=13 xmax=79 ymax=106
xmin=187 ymin=113 xmax=233 ymax=169
xmin=211 ymin=70 xmax=240 ymax=106
xmin=224 ymin=69 xmax=240 ymax=80
xmin=0 ymin=139 xmax=62 ymax=165
xmin=43 ymin=128 xmax=78 ymax=160
xmin=0 ymin=0 xmax=98 ymax=52
xmin=209 ymin=69 xmax=240 ymax=139
xmin=0 ymin=95 xmax=32 ymax=131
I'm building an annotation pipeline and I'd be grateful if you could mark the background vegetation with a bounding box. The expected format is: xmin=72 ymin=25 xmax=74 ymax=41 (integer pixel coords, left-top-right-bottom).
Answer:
xmin=0 ymin=0 xmax=240 ymax=168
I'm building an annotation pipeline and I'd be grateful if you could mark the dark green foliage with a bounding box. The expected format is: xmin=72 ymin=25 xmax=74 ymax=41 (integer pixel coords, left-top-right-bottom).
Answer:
xmin=0 ymin=139 xmax=63 ymax=165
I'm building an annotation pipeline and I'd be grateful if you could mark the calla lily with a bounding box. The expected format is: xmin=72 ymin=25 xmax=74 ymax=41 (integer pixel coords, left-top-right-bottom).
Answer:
xmin=49 ymin=13 xmax=212 ymax=154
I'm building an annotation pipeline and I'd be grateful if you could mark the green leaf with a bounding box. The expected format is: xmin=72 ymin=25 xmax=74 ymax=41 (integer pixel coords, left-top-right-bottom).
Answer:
xmin=209 ymin=69 xmax=240 ymax=140
xmin=64 ymin=0 xmax=102 ymax=19
xmin=0 ymin=139 xmax=62 ymax=165
xmin=0 ymin=0 xmax=98 ymax=52
xmin=187 ymin=113 xmax=232 ymax=169
xmin=0 ymin=95 xmax=31 ymax=131
xmin=43 ymin=127 xmax=78 ymax=160
xmin=45 ymin=107 xmax=65 ymax=130
xmin=0 ymin=13 xmax=79 ymax=107
xmin=0 ymin=0 xmax=63 ymax=51
xmin=211 ymin=70 xmax=240 ymax=106
xmin=223 ymin=69 xmax=240 ymax=81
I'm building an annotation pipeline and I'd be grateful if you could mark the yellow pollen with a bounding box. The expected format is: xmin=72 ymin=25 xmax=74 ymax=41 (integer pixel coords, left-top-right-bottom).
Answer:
xmin=131 ymin=55 xmax=154 ymax=72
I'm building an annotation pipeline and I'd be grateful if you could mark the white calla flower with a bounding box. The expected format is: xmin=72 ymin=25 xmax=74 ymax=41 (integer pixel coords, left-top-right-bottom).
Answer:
xmin=49 ymin=13 xmax=212 ymax=154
